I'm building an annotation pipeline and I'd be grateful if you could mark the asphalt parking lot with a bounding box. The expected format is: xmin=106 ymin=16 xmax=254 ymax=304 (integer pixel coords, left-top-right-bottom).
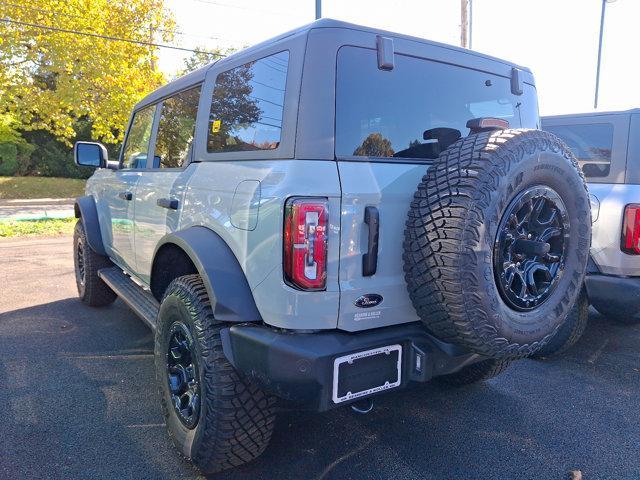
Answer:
xmin=1 ymin=236 xmax=639 ymax=480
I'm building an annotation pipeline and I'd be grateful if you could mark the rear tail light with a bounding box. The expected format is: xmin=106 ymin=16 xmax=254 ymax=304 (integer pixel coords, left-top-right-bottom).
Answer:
xmin=621 ymin=204 xmax=640 ymax=255
xmin=284 ymin=197 xmax=328 ymax=290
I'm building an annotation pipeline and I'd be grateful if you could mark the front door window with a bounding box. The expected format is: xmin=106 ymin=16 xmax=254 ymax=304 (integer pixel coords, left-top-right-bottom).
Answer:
xmin=121 ymin=105 xmax=156 ymax=169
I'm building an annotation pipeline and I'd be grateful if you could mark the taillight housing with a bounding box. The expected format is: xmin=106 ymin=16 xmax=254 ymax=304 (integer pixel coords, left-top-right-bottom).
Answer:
xmin=622 ymin=204 xmax=640 ymax=255
xmin=284 ymin=197 xmax=328 ymax=290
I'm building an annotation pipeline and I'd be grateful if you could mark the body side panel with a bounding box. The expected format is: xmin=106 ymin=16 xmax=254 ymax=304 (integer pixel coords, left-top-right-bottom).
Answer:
xmin=85 ymin=168 xmax=141 ymax=267
xmin=178 ymin=160 xmax=342 ymax=330
xmin=154 ymin=226 xmax=262 ymax=322
xmin=589 ymin=182 xmax=640 ymax=276
xmin=133 ymin=168 xmax=192 ymax=283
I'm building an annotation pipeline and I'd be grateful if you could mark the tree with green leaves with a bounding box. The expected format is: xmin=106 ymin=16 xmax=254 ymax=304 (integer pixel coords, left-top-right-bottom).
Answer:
xmin=176 ymin=46 xmax=234 ymax=78
xmin=0 ymin=0 xmax=176 ymax=145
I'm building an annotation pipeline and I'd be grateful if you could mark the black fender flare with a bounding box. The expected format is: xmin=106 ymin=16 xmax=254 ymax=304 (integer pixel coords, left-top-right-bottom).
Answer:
xmin=74 ymin=195 xmax=106 ymax=256
xmin=153 ymin=226 xmax=262 ymax=323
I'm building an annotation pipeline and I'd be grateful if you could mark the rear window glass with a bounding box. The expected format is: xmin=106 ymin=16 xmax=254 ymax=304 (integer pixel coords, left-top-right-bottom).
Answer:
xmin=545 ymin=123 xmax=613 ymax=178
xmin=207 ymin=51 xmax=288 ymax=153
xmin=335 ymin=46 xmax=539 ymax=161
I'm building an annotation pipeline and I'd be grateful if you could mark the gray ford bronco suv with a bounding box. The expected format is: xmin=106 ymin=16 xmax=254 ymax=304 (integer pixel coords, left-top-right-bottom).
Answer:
xmin=536 ymin=109 xmax=640 ymax=356
xmin=72 ymin=19 xmax=591 ymax=474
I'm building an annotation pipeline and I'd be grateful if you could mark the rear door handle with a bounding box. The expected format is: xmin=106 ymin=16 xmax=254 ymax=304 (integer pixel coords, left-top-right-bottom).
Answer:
xmin=157 ymin=198 xmax=179 ymax=210
xmin=118 ymin=191 xmax=132 ymax=201
xmin=362 ymin=206 xmax=379 ymax=276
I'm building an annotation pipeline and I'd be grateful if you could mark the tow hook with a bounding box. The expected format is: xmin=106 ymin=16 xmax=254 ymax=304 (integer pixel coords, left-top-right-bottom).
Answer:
xmin=350 ymin=398 xmax=374 ymax=414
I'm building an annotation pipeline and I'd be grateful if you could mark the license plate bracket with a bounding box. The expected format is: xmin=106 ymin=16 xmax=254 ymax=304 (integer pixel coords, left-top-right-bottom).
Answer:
xmin=332 ymin=344 xmax=402 ymax=404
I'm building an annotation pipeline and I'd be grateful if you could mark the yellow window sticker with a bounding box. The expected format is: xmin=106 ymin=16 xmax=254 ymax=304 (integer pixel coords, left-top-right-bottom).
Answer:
xmin=211 ymin=119 xmax=222 ymax=133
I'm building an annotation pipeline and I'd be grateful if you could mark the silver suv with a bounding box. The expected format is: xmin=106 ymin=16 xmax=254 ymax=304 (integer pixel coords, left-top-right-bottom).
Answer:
xmin=537 ymin=109 xmax=640 ymax=355
xmin=72 ymin=19 xmax=590 ymax=474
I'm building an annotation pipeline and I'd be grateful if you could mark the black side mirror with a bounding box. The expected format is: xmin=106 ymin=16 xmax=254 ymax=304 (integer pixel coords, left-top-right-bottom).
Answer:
xmin=74 ymin=141 xmax=108 ymax=168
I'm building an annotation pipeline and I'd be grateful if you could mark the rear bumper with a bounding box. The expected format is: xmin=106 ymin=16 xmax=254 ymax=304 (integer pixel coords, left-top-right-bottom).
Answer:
xmin=220 ymin=322 xmax=483 ymax=412
xmin=585 ymin=273 xmax=640 ymax=317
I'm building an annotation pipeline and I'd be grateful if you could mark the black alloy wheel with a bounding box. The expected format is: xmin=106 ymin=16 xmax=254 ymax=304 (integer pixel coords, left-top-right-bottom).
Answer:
xmin=166 ymin=322 xmax=201 ymax=429
xmin=493 ymin=185 xmax=570 ymax=311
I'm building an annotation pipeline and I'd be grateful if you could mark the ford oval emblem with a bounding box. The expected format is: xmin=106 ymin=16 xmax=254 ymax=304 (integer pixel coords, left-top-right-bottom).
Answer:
xmin=355 ymin=294 xmax=383 ymax=308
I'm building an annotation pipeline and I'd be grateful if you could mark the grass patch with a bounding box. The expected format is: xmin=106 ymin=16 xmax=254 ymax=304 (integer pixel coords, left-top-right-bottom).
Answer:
xmin=0 ymin=176 xmax=86 ymax=199
xmin=0 ymin=218 xmax=76 ymax=238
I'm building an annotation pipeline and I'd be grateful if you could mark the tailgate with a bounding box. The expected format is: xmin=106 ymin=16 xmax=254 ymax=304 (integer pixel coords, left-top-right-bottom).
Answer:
xmin=337 ymin=161 xmax=425 ymax=331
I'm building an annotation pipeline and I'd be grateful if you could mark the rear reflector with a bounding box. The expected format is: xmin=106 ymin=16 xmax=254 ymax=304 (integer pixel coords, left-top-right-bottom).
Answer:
xmin=284 ymin=197 xmax=328 ymax=290
xmin=622 ymin=204 xmax=640 ymax=255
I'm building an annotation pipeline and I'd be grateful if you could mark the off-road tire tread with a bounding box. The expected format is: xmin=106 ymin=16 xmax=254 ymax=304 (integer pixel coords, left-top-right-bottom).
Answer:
xmin=156 ymin=274 xmax=276 ymax=474
xmin=403 ymin=129 xmax=589 ymax=358
xmin=74 ymin=220 xmax=116 ymax=306
xmin=438 ymin=358 xmax=511 ymax=386
xmin=533 ymin=287 xmax=589 ymax=357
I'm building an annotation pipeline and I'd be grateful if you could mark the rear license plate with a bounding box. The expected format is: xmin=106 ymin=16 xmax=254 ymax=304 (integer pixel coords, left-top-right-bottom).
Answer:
xmin=332 ymin=345 xmax=402 ymax=404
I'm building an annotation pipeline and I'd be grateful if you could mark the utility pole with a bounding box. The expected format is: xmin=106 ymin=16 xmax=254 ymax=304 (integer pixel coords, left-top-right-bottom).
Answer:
xmin=469 ymin=0 xmax=473 ymax=49
xmin=315 ymin=0 xmax=321 ymax=20
xmin=460 ymin=0 xmax=469 ymax=48
xmin=595 ymin=0 xmax=616 ymax=109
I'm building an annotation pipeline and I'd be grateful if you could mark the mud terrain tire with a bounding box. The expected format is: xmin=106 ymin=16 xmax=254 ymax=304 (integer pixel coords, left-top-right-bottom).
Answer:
xmin=155 ymin=274 xmax=276 ymax=474
xmin=532 ymin=286 xmax=589 ymax=357
xmin=73 ymin=220 xmax=117 ymax=306
xmin=404 ymin=129 xmax=591 ymax=359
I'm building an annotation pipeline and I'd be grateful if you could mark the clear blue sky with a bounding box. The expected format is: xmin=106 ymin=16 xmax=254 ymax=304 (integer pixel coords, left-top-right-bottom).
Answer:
xmin=160 ymin=0 xmax=638 ymax=116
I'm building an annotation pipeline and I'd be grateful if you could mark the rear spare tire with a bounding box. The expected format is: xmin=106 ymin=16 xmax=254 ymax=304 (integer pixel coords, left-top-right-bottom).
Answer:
xmin=531 ymin=286 xmax=589 ymax=358
xmin=404 ymin=129 xmax=591 ymax=359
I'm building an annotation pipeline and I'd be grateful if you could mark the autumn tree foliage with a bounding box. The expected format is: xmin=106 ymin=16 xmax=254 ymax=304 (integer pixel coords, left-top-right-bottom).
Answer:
xmin=353 ymin=133 xmax=395 ymax=157
xmin=0 ymin=0 xmax=176 ymax=145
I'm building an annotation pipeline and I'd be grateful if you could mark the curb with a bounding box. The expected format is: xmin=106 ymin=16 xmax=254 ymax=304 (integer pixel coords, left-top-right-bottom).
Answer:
xmin=0 ymin=197 xmax=76 ymax=207
xmin=0 ymin=213 xmax=75 ymax=222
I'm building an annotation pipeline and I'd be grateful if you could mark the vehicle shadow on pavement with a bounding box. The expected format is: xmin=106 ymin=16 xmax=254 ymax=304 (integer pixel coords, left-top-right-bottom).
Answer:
xmin=1 ymin=299 xmax=639 ymax=480
xmin=212 ymin=310 xmax=640 ymax=480
xmin=0 ymin=298 xmax=200 ymax=479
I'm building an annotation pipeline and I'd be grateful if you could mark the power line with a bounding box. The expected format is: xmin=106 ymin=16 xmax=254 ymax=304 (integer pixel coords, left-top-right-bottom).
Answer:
xmin=0 ymin=17 xmax=226 ymax=57
xmin=249 ymin=78 xmax=285 ymax=92
xmin=249 ymin=95 xmax=283 ymax=108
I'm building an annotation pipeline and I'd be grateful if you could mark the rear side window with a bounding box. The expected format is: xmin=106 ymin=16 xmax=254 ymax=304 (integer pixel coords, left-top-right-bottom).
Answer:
xmin=545 ymin=123 xmax=613 ymax=178
xmin=336 ymin=46 xmax=539 ymax=161
xmin=154 ymin=85 xmax=201 ymax=168
xmin=207 ymin=51 xmax=289 ymax=153
xmin=121 ymin=105 xmax=156 ymax=169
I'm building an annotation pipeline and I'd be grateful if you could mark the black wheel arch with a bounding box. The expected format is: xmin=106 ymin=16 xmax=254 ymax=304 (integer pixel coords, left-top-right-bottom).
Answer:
xmin=151 ymin=226 xmax=262 ymax=323
xmin=74 ymin=195 xmax=106 ymax=256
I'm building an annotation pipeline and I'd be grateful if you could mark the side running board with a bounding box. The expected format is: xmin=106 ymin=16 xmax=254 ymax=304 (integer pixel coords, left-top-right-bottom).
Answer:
xmin=98 ymin=267 xmax=159 ymax=331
